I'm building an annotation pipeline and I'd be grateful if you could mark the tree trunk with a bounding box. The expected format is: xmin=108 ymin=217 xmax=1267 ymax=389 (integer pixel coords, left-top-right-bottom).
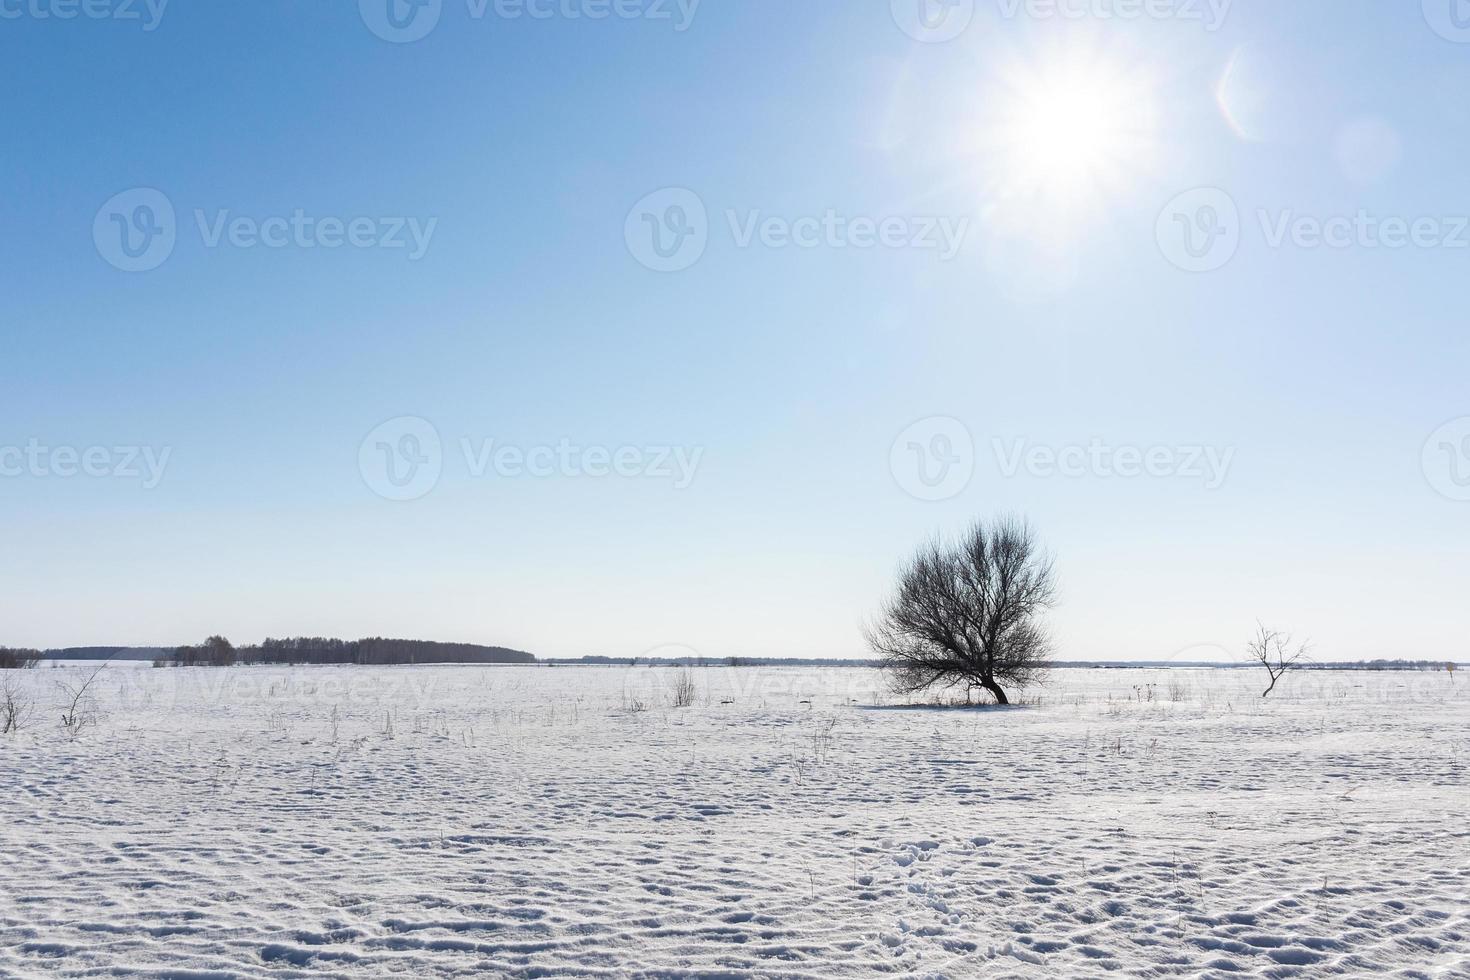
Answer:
xmin=981 ymin=680 xmax=1009 ymax=705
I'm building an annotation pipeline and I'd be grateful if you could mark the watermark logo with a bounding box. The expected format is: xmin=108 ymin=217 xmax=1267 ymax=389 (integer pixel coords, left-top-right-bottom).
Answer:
xmin=193 ymin=210 xmax=438 ymax=259
xmin=1160 ymin=187 xmax=1470 ymax=271
xmin=190 ymin=669 xmax=440 ymax=710
xmin=626 ymin=188 xmax=972 ymax=272
xmin=360 ymin=0 xmax=699 ymax=42
xmin=358 ymin=421 xmax=704 ymax=500
xmin=0 ymin=440 xmax=172 ymax=489
xmin=1423 ymin=0 xmax=1470 ymax=42
xmin=468 ymin=0 xmax=700 ymax=28
xmin=360 ymin=0 xmax=442 ymax=43
xmin=890 ymin=417 xmax=974 ymax=502
xmin=94 ymin=189 xmax=438 ymax=272
xmin=891 ymin=0 xmax=974 ymax=42
xmin=359 ymin=417 xmax=443 ymax=501
xmin=726 ymin=210 xmax=970 ymax=259
xmin=993 ymin=438 xmax=1235 ymax=489
xmin=625 ymin=188 xmax=708 ymax=273
xmin=0 ymin=0 xmax=168 ymax=30
xmin=461 ymin=438 xmax=702 ymax=488
xmin=1423 ymin=417 xmax=1470 ymax=502
xmin=1156 ymin=187 xmax=1240 ymax=273
xmin=995 ymin=0 xmax=1231 ymax=30
xmin=94 ymin=188 xmax=176 ymax=273
xmin=893 ymin=0 xmax=1231 ymax=40
xmin=1257 ymin=209 xmax=1469 ymax=251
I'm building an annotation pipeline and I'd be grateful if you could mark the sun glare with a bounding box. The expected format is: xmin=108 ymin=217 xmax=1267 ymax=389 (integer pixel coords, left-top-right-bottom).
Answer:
xmin=980 ymin=53 xmax=1160 ymax=217
xmin=1011 ymin=80 xmax=1129 ymax=190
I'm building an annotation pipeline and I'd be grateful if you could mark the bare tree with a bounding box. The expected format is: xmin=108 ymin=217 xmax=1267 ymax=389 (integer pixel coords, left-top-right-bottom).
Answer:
xmin=867 ymin=517 xmax=1056 ymax=706
xmin=1247 ymin=623 xmax=1309 ymax=697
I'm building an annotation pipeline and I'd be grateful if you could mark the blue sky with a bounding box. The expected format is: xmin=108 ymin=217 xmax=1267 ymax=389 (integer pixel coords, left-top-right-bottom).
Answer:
xmin=2 ymin=0 xmax=1466 ymax=661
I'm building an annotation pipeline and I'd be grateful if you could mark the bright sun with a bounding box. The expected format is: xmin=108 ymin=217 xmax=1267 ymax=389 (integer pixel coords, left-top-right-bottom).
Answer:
xmin=980 ymin=53 xmax=1160 ymax=214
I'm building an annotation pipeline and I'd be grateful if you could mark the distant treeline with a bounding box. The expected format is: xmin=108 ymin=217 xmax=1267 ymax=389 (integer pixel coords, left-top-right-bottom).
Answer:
xmin=43 ymin=647 xmax=172 ymax=662
xmin=35 ymin=641 xmax=535 ymax=665
xmin=0 ymin=647 xmax=42 ymax=669
xmin=559 ymin=656 xmax=1462 ymax=671
xmin=14 ymin=647 xmax=1461 ymax=671
xmin=1300 ymin=659 xmax=1456 ymax=671
xmin=553 ymin=655 xmax=880 ymax=668
xmin=1059 ymin=660 xmax=1460 ymax=670
xmin=162 ymin=636 xmax=535 ymax=667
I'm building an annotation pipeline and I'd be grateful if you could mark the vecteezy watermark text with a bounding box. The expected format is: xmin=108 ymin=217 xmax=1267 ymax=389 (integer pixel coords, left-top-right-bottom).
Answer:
xmin=359 ymin=0 xmax=699 ymax=43
xmin=359 ymin=417 xmax=704 ymax=501
xmin=993 ymin=438 xmax=1235 ymax=489
xmin=996 ymin=0 xmax=1230 ymax=27
xmin=888 ymin=417 xmax=1236 ymax=502
xmin=94 ymin=188 xmax=438 ymax=272
xmin=1257 ymin=210 xmax=1470 ymax=251
xmin=0 ymin=0 xmax=168 ymax=30
xmin=1157 ymin=187 xmax=1470 ymax=272
xmin=890 ymin=0 xmax=1230 ymax=43
xmin=0 ymin=440 xmax=171 ymax=489
xmin=467 ymin=0 xmax=698 ymax=26
xmin=462 ymin=438 xmax=702 ymax=487
xmin=625 ymin=188 xmax=972 ymax=272
xmin=726 ymin=210 xmax=970 ymax=259
xmin=194 ymin=211 xmax=437 ymax=259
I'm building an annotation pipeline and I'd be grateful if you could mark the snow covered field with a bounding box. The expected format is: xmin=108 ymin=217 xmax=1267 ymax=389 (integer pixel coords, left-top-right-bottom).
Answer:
xmin=1 ymin=663 xmax=1466 ymax=978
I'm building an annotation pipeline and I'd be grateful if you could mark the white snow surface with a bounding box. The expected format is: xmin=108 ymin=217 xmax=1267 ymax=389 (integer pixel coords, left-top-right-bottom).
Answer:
xmin=1 ymin=664 xmax=1466 ymax=978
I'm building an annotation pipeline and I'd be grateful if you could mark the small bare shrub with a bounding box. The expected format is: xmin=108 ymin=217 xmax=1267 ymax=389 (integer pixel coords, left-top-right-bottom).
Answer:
xmin=58 ymin=666 xmax=105 ymax=737
xmin=2 ymin=677 xmax=34 ymax=733
xmin=671 ymin=669 xmax=697 ymax=708
xmin=811 ymin=716 xmax=836 ymax=763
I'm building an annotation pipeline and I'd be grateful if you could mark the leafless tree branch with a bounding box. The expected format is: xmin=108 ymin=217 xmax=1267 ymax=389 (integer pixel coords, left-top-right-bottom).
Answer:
xmin=1246 ymin=623 xmax=1310 ymax=698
